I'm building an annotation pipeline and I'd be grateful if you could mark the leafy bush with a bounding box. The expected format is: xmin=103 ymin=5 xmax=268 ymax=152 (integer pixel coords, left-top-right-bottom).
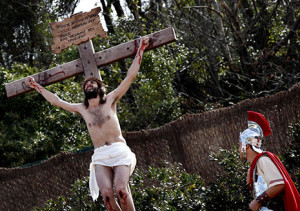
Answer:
xmin=282 ymin=122 xmax=300 ymax=189
xmin=203 ymin=147 xmax=252 ymax=210
xmin=32 ymin=177 xmax=104 ymax=211
xmin=131 ymin=163 xmax=205 ymax=210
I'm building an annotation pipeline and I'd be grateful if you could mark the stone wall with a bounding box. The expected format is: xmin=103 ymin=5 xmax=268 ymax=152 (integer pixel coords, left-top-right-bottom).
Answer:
xmin=0 ymin=82 xmax=299 ymax=210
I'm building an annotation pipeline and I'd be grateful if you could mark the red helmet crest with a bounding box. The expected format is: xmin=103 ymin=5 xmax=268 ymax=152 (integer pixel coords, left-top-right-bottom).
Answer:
xmin=248 ymin=111 xmax=271 ymax=137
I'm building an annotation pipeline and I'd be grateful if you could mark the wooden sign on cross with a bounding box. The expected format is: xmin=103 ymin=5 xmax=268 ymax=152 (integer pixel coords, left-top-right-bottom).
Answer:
xmin=50 ymin=7 xmax=107 ymax=54
xmin=5 ymin=7 xmax=177 ymax=98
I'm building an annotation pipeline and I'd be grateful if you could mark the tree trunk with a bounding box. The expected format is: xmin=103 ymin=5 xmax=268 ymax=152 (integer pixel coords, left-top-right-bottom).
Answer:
xmin=220 ymin=0 xmax=253 ymax=73
xmin=100 ymin=0 xmax=115 ymax=33
xmin=211 ymin=0 xmax=235 ymax=72
xmin=112 ymin=0 xmax=124 ymax=17
xmin=125 ymin=0 xmax=143 ymax=34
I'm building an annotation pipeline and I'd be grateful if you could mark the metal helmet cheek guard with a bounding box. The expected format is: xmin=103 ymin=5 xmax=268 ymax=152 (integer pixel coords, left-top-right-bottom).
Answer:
xmin=239 ymin=111 xmax=272 ymax=157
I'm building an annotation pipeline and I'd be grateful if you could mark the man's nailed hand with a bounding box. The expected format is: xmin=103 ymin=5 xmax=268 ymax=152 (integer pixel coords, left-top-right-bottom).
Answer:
xmin=26 ymin=76 xmax=42 ymax=93
xmin=26 ymin=76 xmax=36 ymax=88
xmin=139 ymin=36 xmax=150 ymax=52
xmin=136 ymin=36 xmax=150 ymax=65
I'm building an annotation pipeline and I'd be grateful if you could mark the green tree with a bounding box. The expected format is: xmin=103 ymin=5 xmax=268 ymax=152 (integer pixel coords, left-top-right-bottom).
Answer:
xmin=0 ymin=65 xmax=90 ymax=167
xmin=0 ymin=0 xmax=78 ymax=69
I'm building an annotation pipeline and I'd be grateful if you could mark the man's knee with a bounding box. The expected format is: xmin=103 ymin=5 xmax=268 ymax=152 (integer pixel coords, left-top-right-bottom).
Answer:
xmin=115 ymin=183 xmax=129 ymax=198
xmin=100 ymin=186 xmax=114 ymax=198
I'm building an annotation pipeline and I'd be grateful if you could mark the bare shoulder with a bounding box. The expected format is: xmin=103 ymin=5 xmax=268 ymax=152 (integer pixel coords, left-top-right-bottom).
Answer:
xmin=106 ymin=90 xmax=117 ymax=103
xmin=70 ymin=102 xmax=86 ymax=114
xmin=74 ymin=102 xmax=85 ymax=108
xmin=77 ymin=102 xmax=87 ymax=110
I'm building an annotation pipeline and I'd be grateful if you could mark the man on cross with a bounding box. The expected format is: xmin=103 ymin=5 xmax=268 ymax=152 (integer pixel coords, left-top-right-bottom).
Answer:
xmin=26 ymin=36 xmax=149 ymax=211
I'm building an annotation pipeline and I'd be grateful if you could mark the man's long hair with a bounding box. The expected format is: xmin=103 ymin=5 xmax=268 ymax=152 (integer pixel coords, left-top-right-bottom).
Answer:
xmin=82 ymin=77 xmax=106 ymax=108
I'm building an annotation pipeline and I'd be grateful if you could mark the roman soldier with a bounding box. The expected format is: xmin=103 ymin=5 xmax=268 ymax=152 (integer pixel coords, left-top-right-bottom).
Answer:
xmin=239 ymin=111 xmax=300 ymax=211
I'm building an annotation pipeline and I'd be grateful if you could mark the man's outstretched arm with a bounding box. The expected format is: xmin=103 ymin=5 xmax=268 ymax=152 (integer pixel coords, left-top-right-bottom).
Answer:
xmin=111 ymin=36 xmax=150 ymax=101
xmin=26 ymin=76 xmax=81 ymax=113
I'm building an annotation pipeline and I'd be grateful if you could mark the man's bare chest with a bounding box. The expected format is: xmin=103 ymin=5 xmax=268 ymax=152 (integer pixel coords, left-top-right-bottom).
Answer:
xmin=86 ymin=106 xmax=112 ymax=128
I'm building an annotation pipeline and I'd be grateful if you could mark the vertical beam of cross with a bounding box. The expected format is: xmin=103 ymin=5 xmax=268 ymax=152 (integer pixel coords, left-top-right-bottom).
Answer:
xmin=77 ymin=40 xmax=101 ymax=80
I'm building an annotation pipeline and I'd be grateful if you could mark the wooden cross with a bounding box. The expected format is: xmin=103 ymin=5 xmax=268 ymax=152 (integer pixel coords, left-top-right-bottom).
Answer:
xmin=5 ymin=7 xmax=176 ymax=98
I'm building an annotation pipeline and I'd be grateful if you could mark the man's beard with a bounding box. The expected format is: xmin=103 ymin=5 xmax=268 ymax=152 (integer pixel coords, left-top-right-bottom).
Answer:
xmin=84 ymin=88 xmax=98 ymax=100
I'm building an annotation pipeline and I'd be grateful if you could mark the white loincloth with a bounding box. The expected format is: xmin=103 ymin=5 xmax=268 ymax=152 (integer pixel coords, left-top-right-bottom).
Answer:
xmin=89 ymin=142 xmax=136 ymax=201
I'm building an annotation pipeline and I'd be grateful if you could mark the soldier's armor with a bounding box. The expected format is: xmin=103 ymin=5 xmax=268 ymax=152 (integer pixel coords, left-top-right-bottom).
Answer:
xmin=252 ymin=163 xmax=284 ymax=211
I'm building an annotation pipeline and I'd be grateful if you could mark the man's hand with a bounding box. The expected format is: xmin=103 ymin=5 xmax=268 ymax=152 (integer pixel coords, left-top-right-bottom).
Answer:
xmin=26 ymin=76 xmax=37 ymax=88
xmin=135 ymin=36 xmax=150 ymax=65
xmin=138 ymin=36 xmax=150 ymax=52
xmin=26 ymin=76 xmax=42 ymax=93
xmin=249 ymin=199 xmax=261 ymax=211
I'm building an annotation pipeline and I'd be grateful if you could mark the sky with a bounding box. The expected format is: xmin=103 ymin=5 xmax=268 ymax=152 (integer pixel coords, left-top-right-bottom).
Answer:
xmin=74 ymin=0 xmax=107 ymax=30
xmin=74 ymin=0 xmax=101 ymax=13
xmin=74 ymin=0 xmax=132 ymax=31
xmin=73 ymin=0 xmax=148 ymax=32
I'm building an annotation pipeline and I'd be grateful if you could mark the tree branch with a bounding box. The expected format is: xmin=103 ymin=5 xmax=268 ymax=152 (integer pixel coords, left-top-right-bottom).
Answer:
xmin=269 ymin=15 xmax=300 ymax=57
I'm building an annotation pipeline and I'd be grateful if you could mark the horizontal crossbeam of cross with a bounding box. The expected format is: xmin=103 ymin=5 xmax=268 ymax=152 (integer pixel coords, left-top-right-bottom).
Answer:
xmin=5 ymin=27 xmax=176 ymax=98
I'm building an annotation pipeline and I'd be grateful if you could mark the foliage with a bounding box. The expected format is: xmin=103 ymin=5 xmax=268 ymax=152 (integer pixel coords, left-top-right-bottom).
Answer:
xmin=0 ymin=0 xmax=78 ymax=69
xmin=32 ymin=154 xmax=251 ymax=210
xmin=32 ymin=177 xmax=105 ymax=211
xmin=0 ymin=65 xmax=90 ymax=167
xmin=131 ymin=163 xmax=205 ymax=210
xmin=203 ymin=147 xmax=252 ymax=210
xmin=119 ymin=46 xmax=183 ymax=130
xmin=282 ymin=122 xmax=300 ymax=189
xmin=155 ymin=0 xmax=300 ymax=105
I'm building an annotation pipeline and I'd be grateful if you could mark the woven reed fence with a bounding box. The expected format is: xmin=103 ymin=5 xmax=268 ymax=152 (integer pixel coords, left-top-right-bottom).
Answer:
xmin=0 ymin=82 xmax=299 ymax=210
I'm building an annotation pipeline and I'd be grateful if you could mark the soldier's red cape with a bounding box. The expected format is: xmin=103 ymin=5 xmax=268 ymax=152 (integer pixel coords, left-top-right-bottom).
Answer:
xmin=249 ymin=151 xmax=300 ymax=211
